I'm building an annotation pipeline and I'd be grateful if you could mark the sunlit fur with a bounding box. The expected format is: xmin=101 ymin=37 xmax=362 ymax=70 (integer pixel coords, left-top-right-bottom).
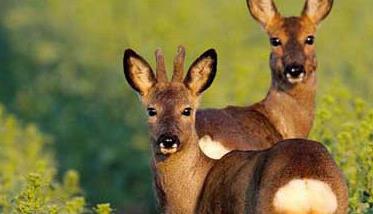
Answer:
xmin=123 ymin=47 xmax=218 ymax=213
xmin=267 ymin=16 xmax=317 ymax=90
xmin=196 ymin=0 xmax=334 ymax=157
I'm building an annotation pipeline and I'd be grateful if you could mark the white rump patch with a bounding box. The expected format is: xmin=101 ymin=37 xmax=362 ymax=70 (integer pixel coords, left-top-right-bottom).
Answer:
xmin=273 ymin=179 xmax=337 ymax=214
xmin=198 ymin=135 xmax=231 ymax=160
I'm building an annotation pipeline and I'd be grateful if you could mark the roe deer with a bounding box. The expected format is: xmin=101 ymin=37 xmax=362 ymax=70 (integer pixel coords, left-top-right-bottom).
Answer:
xmin=196 ymin=139 xmax=348 ymax=214
xmin=123 ymin=46 xmax=218 ymax=213
xmin=123 ymin=47 xmax=348 ymax=213
xmin=197 ymin=0 xmax=334 ymax=159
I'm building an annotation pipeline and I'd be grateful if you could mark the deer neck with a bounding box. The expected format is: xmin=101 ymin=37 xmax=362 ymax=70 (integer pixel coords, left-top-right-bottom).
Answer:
xmin=260 ymin=71 xmax=317 ymax=139
xmin=152 ymin=132 xmax=214 ymax=213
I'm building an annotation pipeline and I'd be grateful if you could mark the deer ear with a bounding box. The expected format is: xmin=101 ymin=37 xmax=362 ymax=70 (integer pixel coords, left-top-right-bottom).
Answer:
xmin=184 ymin=49 xmax=217 ymax=96
xmin=247 ymin=0 xmax=280 ymax=28
xmin=123 ymin=49 xmax=156 ymax=96
xmin=302 ymin=0 xmax=333 ymax=24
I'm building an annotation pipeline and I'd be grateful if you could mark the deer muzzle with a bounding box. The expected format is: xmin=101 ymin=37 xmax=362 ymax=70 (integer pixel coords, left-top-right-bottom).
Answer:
xmin=157 ymin=134 xmax=180 ymax=155
xmin=284 ymin=64 xmax=305 ymax=83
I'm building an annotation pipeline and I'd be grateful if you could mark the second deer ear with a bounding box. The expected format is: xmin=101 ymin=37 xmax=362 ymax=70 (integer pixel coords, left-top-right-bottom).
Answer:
xmin=184 ymin=49 xmax=217 ymax=96
xmin=247 ymin=0 xmax=279 ymax=28
xmin=123 ymin=49 xmax=156 ymax=96
xmin=302 ymin=0 xmax=333 ymax=24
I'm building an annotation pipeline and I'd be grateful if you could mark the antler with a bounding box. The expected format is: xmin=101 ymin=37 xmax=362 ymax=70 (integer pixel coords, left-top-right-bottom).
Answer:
xmin=155 ymin=48 xmax=168 ymax=82
xmin=172 ymin=45 xmax=186 ymax=82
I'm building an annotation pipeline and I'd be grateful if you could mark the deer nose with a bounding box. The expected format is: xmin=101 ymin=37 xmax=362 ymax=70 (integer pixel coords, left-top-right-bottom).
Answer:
xmin=157 ymin=134 xmax=180 ymax=149
xmin=284 ymin=64 xmax=305 ymax=79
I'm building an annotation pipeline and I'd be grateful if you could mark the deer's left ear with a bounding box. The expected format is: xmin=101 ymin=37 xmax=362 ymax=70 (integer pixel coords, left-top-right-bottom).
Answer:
xmin=302 ymin=0 xmax=333 ymax=24
xmin=184 ymin=49 xmax=217 ymax=96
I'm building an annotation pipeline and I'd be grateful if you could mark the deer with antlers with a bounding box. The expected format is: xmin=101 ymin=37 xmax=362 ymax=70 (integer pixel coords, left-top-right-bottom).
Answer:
xmin=197 ymin=0 xmax=334 ymax=159
xmin=123 ymin=47 xmax=348 ymax=213
xmin=123 ymin=47 xmax=218 ymax=213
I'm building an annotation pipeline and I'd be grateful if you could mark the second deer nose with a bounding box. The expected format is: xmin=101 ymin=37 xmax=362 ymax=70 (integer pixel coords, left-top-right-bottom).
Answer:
xmin=157 ymin=134 xmax=180 ymax=149
xmin=284 ymin=64 xmax=305 ymax=79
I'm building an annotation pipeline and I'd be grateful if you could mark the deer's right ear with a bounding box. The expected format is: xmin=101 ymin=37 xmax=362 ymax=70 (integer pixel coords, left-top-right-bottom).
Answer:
xmin=184 ymin=49 xmax=217 ymax=96
xmin=247 ymin=0 xmax=280 ymax=28
xmin=123 ymin=49 xmax=156 ymax=96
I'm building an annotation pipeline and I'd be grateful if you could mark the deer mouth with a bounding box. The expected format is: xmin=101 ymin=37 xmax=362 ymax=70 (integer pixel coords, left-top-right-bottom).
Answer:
xmin=284 ymin=64 xmax=306 ymax=84
xmin=156 ymin=134 xmax=180 ymax=155
xmin=285 ymin=71 xmax=305 ymax=83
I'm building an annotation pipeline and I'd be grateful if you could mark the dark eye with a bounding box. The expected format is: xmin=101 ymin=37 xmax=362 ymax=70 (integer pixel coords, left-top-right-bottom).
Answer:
xmin=182 ymin=107 xmax=192 ymax=116
xmin=147 ymin=107 xmax=157 ymax=117
xmin=305 ymin=35 xmax=315 ymax=45
xmin=270 ymin=37 xmax=282 ymax=47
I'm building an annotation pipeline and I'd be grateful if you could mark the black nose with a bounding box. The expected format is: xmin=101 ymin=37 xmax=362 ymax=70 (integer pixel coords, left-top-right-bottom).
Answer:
xmin=157 ymin=134 xmax=180 ymax=149
xmin=284 ymin=64 xmax=305 ymax=78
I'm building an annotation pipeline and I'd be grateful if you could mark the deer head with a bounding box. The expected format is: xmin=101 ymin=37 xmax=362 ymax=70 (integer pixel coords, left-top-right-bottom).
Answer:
xmin=123 ymin=46 xmax=217 ymax=158
xmin=247 ymin=0 xmax=333 ymax=89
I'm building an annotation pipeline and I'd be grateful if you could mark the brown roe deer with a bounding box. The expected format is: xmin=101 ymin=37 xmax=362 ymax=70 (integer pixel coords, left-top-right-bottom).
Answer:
xmin=197 ymin=0 xmax=334 ymax=159
xmin=123 ymin=47 xmax=347 ymax=214
xmin=196 ymin=139 xmax=348 ymax=214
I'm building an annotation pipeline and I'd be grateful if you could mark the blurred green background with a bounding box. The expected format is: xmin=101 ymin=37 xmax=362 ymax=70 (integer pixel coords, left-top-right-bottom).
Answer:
xmin=0 ymin=0 xmax=372 ymax=213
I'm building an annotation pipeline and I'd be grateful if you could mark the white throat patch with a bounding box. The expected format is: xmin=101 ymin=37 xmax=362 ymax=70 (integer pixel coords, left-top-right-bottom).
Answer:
xmin=273 ymin=179 xmax=337 ymax=214
xmin=198 ymin=135 xmax=231 ymax=160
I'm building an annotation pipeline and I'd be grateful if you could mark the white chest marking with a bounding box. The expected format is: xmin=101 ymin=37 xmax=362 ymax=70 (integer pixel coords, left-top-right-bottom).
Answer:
xmin=273 ymin=179 xmax=337 ymax=214
xmin=198 ymin=135 xmax=231 ymax=160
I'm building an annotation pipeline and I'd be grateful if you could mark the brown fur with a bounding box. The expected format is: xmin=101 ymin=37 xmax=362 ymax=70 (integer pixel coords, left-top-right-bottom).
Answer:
xmin=124 ymin=46 xmax=347 ymax=214
xmin=196 ymin=0 xmax=333 ymax=153
xmin=124 ymin=47 xmax=218 ymax=213
xmin=123 ymin=47 xmax=347 ymax=214
xmin=196 ymin=139 xmax=348 ymax=214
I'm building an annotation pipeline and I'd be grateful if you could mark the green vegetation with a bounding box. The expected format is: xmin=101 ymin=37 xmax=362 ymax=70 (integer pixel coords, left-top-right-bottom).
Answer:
xmin=0 ymin=106 xmax=112 ymax=213
xmin=0 ymin=0 xmax=372 ymax=213
xmin=311 ymin=88 xmax=373 ymax=213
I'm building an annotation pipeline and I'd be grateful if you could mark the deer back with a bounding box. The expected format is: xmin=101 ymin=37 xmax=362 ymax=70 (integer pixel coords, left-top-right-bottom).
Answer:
xmin=196 ymin=139 xmax=348 ymax=214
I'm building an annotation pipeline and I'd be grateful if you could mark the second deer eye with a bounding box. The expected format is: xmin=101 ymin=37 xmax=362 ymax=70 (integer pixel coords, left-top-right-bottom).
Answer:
xmin=147 ymin=107 xmax=157 ymax=117
xmin=182 ymin=107 xmax=192 ymax=116
xmin=270 ymin=37 xmax=282 ymax=47
xmin=305 ymin=35 xmax=315 ymax=45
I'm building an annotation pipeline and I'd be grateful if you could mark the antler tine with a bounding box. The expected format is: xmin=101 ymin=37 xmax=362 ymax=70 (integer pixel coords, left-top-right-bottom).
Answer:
xmin=155 ymin=48 xmax=168 ymax=82
xmin=171 ymin=45 xmax=186 ymax=82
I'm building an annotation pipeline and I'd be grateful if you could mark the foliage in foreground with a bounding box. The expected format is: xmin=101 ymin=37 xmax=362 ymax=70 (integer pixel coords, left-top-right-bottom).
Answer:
xmin=311 ymin=88 xmax=373 ymax=213
xmin=0 ymin=105 xmax=112 ymax=213
xmin=1 ymin=90 xmax=373 ymax=214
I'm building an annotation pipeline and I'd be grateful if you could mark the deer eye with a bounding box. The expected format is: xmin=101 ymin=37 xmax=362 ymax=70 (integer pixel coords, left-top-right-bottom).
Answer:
xmin=147 ymin=107 xmax=157 ymax=117
xmin=270 ymin=37 xmax=282 ymax=47
xmin=182 ymin=107 xmax=192 ymax=116
xmin=305 ymin=35 xmax=315 ymax=45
